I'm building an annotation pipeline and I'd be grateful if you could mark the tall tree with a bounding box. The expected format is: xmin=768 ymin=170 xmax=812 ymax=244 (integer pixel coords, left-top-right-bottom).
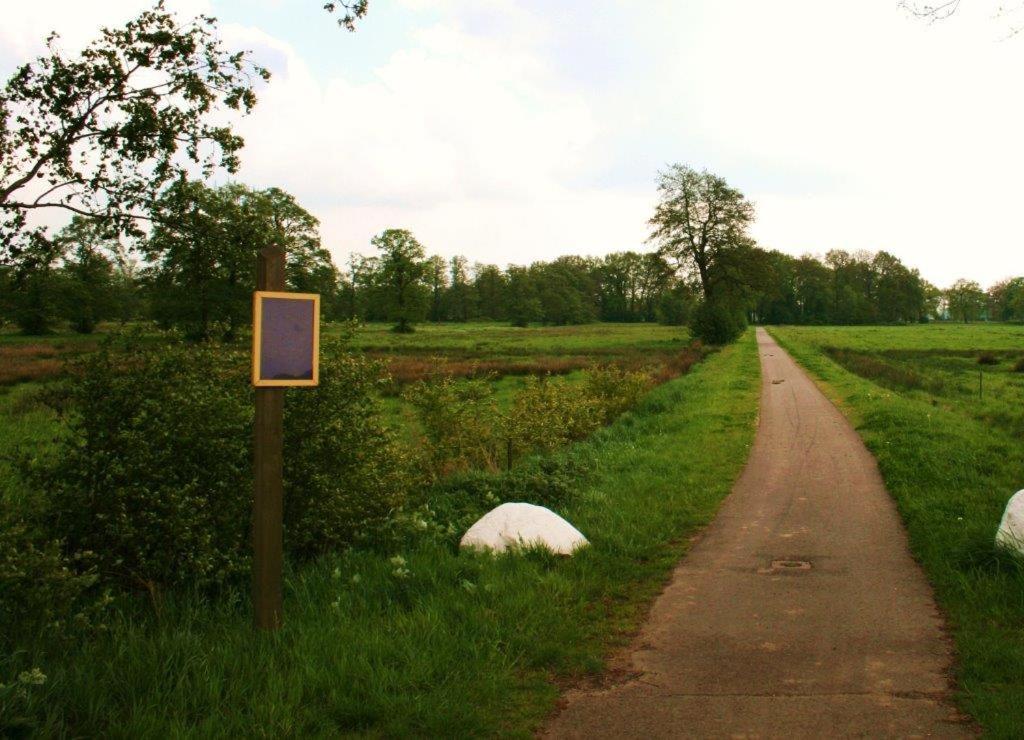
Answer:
xmin=0 ymin=3 xmax=268 ymax=262
xmin=372 ymin=229 xmax=427 ymax=333
xmin=946 ymin=279 xmax=986 ymax=322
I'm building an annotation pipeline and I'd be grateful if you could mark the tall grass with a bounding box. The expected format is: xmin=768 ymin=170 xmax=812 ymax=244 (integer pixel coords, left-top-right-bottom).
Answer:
xmin=3 ymin=332 xmax=760 ymax=737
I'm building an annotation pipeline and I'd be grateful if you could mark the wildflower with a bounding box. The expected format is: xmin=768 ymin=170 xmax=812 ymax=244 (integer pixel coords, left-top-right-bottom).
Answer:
xmin=332 ymin=567 xmax=342 ymax=580
xmin=18 ymin=668 xmax=46 ymax=686
xmin=351 ymin=573 xmax=361 ymax=584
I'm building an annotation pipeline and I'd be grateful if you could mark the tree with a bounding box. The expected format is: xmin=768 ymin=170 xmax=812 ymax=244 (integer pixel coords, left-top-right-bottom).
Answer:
xmin=54 ymin=218 xmax=118 ymax=333
xmin=323 ymin=1 xmax=370 ymax=30
xmin=945 ymin=278 xmax=986 ymax=322
xmin=144 ymin=182 xmax=334 ymax=339
xmin=2 ymin=235 xmax=64 ymax=334
xmin=447 ymin=255 xmax=474 ymax=321
xmin=505 ymin=266 xmax=542 ymax=327
xmin=424 ymin=255 xmax=448 ymax=322
xmin=648 ymin=164 xmax=758 ymax=342
xmin=372 ymin=229 xmax=427 ymax=333
xmin=0 ymin=3 xmax=269 ymax=262
xmin=648 ymin=165 xmax=757 ymax=303
xmin=473 ymin=264 xmax=507 ymax=321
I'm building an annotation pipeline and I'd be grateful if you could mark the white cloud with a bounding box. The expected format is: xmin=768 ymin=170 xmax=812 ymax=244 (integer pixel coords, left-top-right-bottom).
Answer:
xmin=3 ymin=1 xmax=1022 ymax=285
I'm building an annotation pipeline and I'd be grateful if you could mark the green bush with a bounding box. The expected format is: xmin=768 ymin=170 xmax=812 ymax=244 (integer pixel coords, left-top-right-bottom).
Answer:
xmin=27 ymin=334 xmax=407 ymax=594
xmin=584 ymin=366 xmax=652 ymax=424
xmin=33 ymin=337 xmax=253 ymax=592
xmin=284 ymin=346 xmax=409 ymax=557
xmin=0 ymin=513 xmax=107 ymax=650
xmin=689 ymin=299 xmax=746 ymax=345
xmin=403 ymin=376 xmax=499 ymax=478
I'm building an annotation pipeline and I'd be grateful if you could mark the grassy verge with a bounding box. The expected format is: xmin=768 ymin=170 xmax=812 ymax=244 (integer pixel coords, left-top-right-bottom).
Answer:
xmin=768 ymin=326 xmax=1024 ymax=739
xmin=10 ymin=331 xmax=760 ymax=737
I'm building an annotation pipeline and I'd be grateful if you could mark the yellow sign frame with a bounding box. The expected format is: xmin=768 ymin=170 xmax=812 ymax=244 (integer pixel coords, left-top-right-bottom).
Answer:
xmin=252 ymin=291 xmax=321 ymax=387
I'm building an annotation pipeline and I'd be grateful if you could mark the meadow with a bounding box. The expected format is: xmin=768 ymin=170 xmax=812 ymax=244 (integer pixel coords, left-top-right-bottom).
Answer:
xmin=770 ymin=324 xmax=1024 ymax=738
xmin=0 ymin=322 xmax=761 ymax=736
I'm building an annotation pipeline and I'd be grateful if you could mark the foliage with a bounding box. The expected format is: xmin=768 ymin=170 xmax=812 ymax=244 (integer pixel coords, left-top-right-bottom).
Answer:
xmin=0 ymin=513 xmax=106 ymax=650
xmin=690 ymin=298 xmax=747 ymax=345
xmin=0 ymin=2 xmax=268 ymax=261
xmin=23 ymin=333 xmax=407 ymax=594
xmin=30 ymin=336 xmax=254 ymax=592
xmin=283 ymin=345 xmax=409 ymax=557
xmin=144 ymin=181 xmax=335 ymax=340
xmin=648 ymin=164 xmax=760 ymax=305
xmin=403 ymin=376 xmax=500 ymax=476
xmin=946 ymin=278 xmax=986 ymax=323
xmin=371 ymin=229 xmax=428 ymax=333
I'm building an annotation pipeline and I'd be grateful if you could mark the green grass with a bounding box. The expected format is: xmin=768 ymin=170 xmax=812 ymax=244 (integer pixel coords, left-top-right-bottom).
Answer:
xmin=0 ymin=383 xmax=60 ymax=508
xmin=769 ymin=325 xmax=1024 ymax=739
xmin=340 ymin=321 xmax=690 ymax=356
xmin=8 ymin=330 xmax=760 ymax=737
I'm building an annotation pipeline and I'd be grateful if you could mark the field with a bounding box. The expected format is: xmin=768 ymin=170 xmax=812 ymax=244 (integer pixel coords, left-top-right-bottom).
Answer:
xmin=769 ymin=324 xmax=1024 ymax=737
xmin=0 ymin=322 xmax=761 ymax=736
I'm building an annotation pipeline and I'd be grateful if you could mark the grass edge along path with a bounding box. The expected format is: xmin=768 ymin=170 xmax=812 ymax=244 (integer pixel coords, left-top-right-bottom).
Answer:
xmin=768 ymin=327 xmax=1024 ymax=739
xmin=13 ymin=331 xmax=760 ymax=737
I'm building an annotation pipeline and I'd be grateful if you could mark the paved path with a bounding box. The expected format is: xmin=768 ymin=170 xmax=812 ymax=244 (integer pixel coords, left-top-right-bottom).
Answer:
xmin=545 ymin=328 xmax=972 ymax=738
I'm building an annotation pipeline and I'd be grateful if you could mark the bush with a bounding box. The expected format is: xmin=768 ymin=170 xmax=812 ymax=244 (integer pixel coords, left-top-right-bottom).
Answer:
xmin=583 ymin=366 xmax=652 ymax=424
xmin=284 ymin=345 xmax=409 ymax=557
xmin=403 ymin=376 xmax=500 ymax=478
xmin=28 ymin=334 xmax=408 ymax=594
xmin=689 ymin=299 xmax=746 ymax=345
xmin=503 ymin=376 xmax=602 ymax=458
xmin=0 ymin=513 xmax=107 ymax=650
xmin=33 ymin=336 xmax=253 ymax=592
xmin=977 ymin=352 xmax=999 ymax=366
xmin=1014 ymin=357 xmax=1024 ymax=373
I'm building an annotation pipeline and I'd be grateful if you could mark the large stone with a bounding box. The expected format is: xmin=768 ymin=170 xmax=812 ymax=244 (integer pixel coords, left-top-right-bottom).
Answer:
xmin=459 ymin=502 xmax=589 ymax=555
xmin=996 ymin=489 xmax=1024 ymax=555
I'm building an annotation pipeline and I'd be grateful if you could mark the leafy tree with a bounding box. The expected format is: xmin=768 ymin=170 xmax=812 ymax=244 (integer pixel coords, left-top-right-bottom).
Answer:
xmin=54 ymin=219 xmax=118 ymax=333
xmin=3 ymin=236 xmax=63 ymax=334
xmin=505 ymin=266 xmax=542 ymax=327
xmin=323 ymin=1 xmax=370 ymax=30
xmin=946 ymin=278 xmax=987 ymax=322
xmin=988 ymin=277 xmax=1024 ymax=322
xmin=648 ymin=164 xmax=758 ymax=342
xmin=473 ymin=264 xmax=507 ymax=320
xmin=649 ymin=165 xmax=757 ymax=304
xmin=0 ymin=2 xmax=268 ymax=262
xmin=448 ymin=255 xmax=475 ymax=321
xmin=372 ymin=229 xmax=428 ymax=333
xmin=425 ymin=255 xmax=448 ymax=322
xmin=144 ymin=182 xmax=335 ymax=339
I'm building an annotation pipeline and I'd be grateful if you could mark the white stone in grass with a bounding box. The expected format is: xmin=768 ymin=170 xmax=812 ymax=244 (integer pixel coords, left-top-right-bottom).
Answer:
xmin=459 ymin=503 xmax=588 ymax=556
xmin=995 ymin=490 xmax=1024 ymax=555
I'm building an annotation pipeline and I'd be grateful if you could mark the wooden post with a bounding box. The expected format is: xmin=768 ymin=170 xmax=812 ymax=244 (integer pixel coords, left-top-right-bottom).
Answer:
xmin=253 ymin=245 xmax=286 ymax=631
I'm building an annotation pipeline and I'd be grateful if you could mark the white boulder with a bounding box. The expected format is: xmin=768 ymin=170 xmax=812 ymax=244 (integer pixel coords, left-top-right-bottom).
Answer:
xmin=995 ymin=490 xmax=1024 ymax=555
xmin=460 ymin=502 xmax=589 ymax=555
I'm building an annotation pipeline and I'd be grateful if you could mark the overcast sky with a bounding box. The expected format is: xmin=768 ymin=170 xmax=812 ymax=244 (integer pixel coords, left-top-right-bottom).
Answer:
xmin=3 ymin=0 xmax=1022 ymax=287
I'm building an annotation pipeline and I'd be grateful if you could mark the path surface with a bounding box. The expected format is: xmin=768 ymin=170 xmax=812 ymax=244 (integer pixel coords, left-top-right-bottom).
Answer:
xmin=546 ymin=328 xmax=971 ymax=738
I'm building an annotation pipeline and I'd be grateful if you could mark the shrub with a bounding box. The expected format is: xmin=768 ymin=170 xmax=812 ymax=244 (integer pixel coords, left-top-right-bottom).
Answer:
xmin=977 ymin=352 xmax=999 ymax=366
xmin=503 ymin=376 xmax=601 ymax=459
xmin=583 ymin=366 xmax=652 ymax=424
xmin=0 ymin=513 xmax=107 ymax=650
xmin=28 ymin=334 xmax=408 ymax=594
xmin=404 ymin=375 xmax=500 ymax=477
xmin=1014 ymin=357 xmax=1024 ymax=373
xmin=689 ymin=299 xmax=746 ymax=345
xmin=33 ymin=336 xmax=253 ymax=593
xmin=284 ymin=345 xmax=409 ymax=557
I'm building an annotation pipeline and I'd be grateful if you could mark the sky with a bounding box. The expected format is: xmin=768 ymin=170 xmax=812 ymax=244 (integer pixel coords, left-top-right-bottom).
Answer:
xmin=2 ymin=0 xmax=1022 ymax=288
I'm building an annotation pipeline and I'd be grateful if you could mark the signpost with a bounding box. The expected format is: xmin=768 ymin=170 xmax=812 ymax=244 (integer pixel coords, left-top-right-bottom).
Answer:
xmin=252 ymin=245 xmax=320 ymax=631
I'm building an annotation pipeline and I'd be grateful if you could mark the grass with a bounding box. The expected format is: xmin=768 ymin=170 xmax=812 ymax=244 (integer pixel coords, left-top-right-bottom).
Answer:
xmin=768 ymin=324 xmax=1024 ymax=739
xmin=5 ymin=329 xmax=761 ymax=737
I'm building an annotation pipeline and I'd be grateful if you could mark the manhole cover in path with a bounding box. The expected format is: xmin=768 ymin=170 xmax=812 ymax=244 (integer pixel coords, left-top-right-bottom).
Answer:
xmin=770 ymin=559 xmax=811 ymax=571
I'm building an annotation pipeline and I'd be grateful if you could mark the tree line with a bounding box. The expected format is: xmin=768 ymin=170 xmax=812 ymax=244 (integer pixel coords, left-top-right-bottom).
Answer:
xmin=2 ymin=183 xmax=1020 ymax=338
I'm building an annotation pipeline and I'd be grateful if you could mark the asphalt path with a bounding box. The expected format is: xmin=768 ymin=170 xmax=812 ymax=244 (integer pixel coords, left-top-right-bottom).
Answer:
xmin=545 ymin=328 xmax=972 ymax=738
